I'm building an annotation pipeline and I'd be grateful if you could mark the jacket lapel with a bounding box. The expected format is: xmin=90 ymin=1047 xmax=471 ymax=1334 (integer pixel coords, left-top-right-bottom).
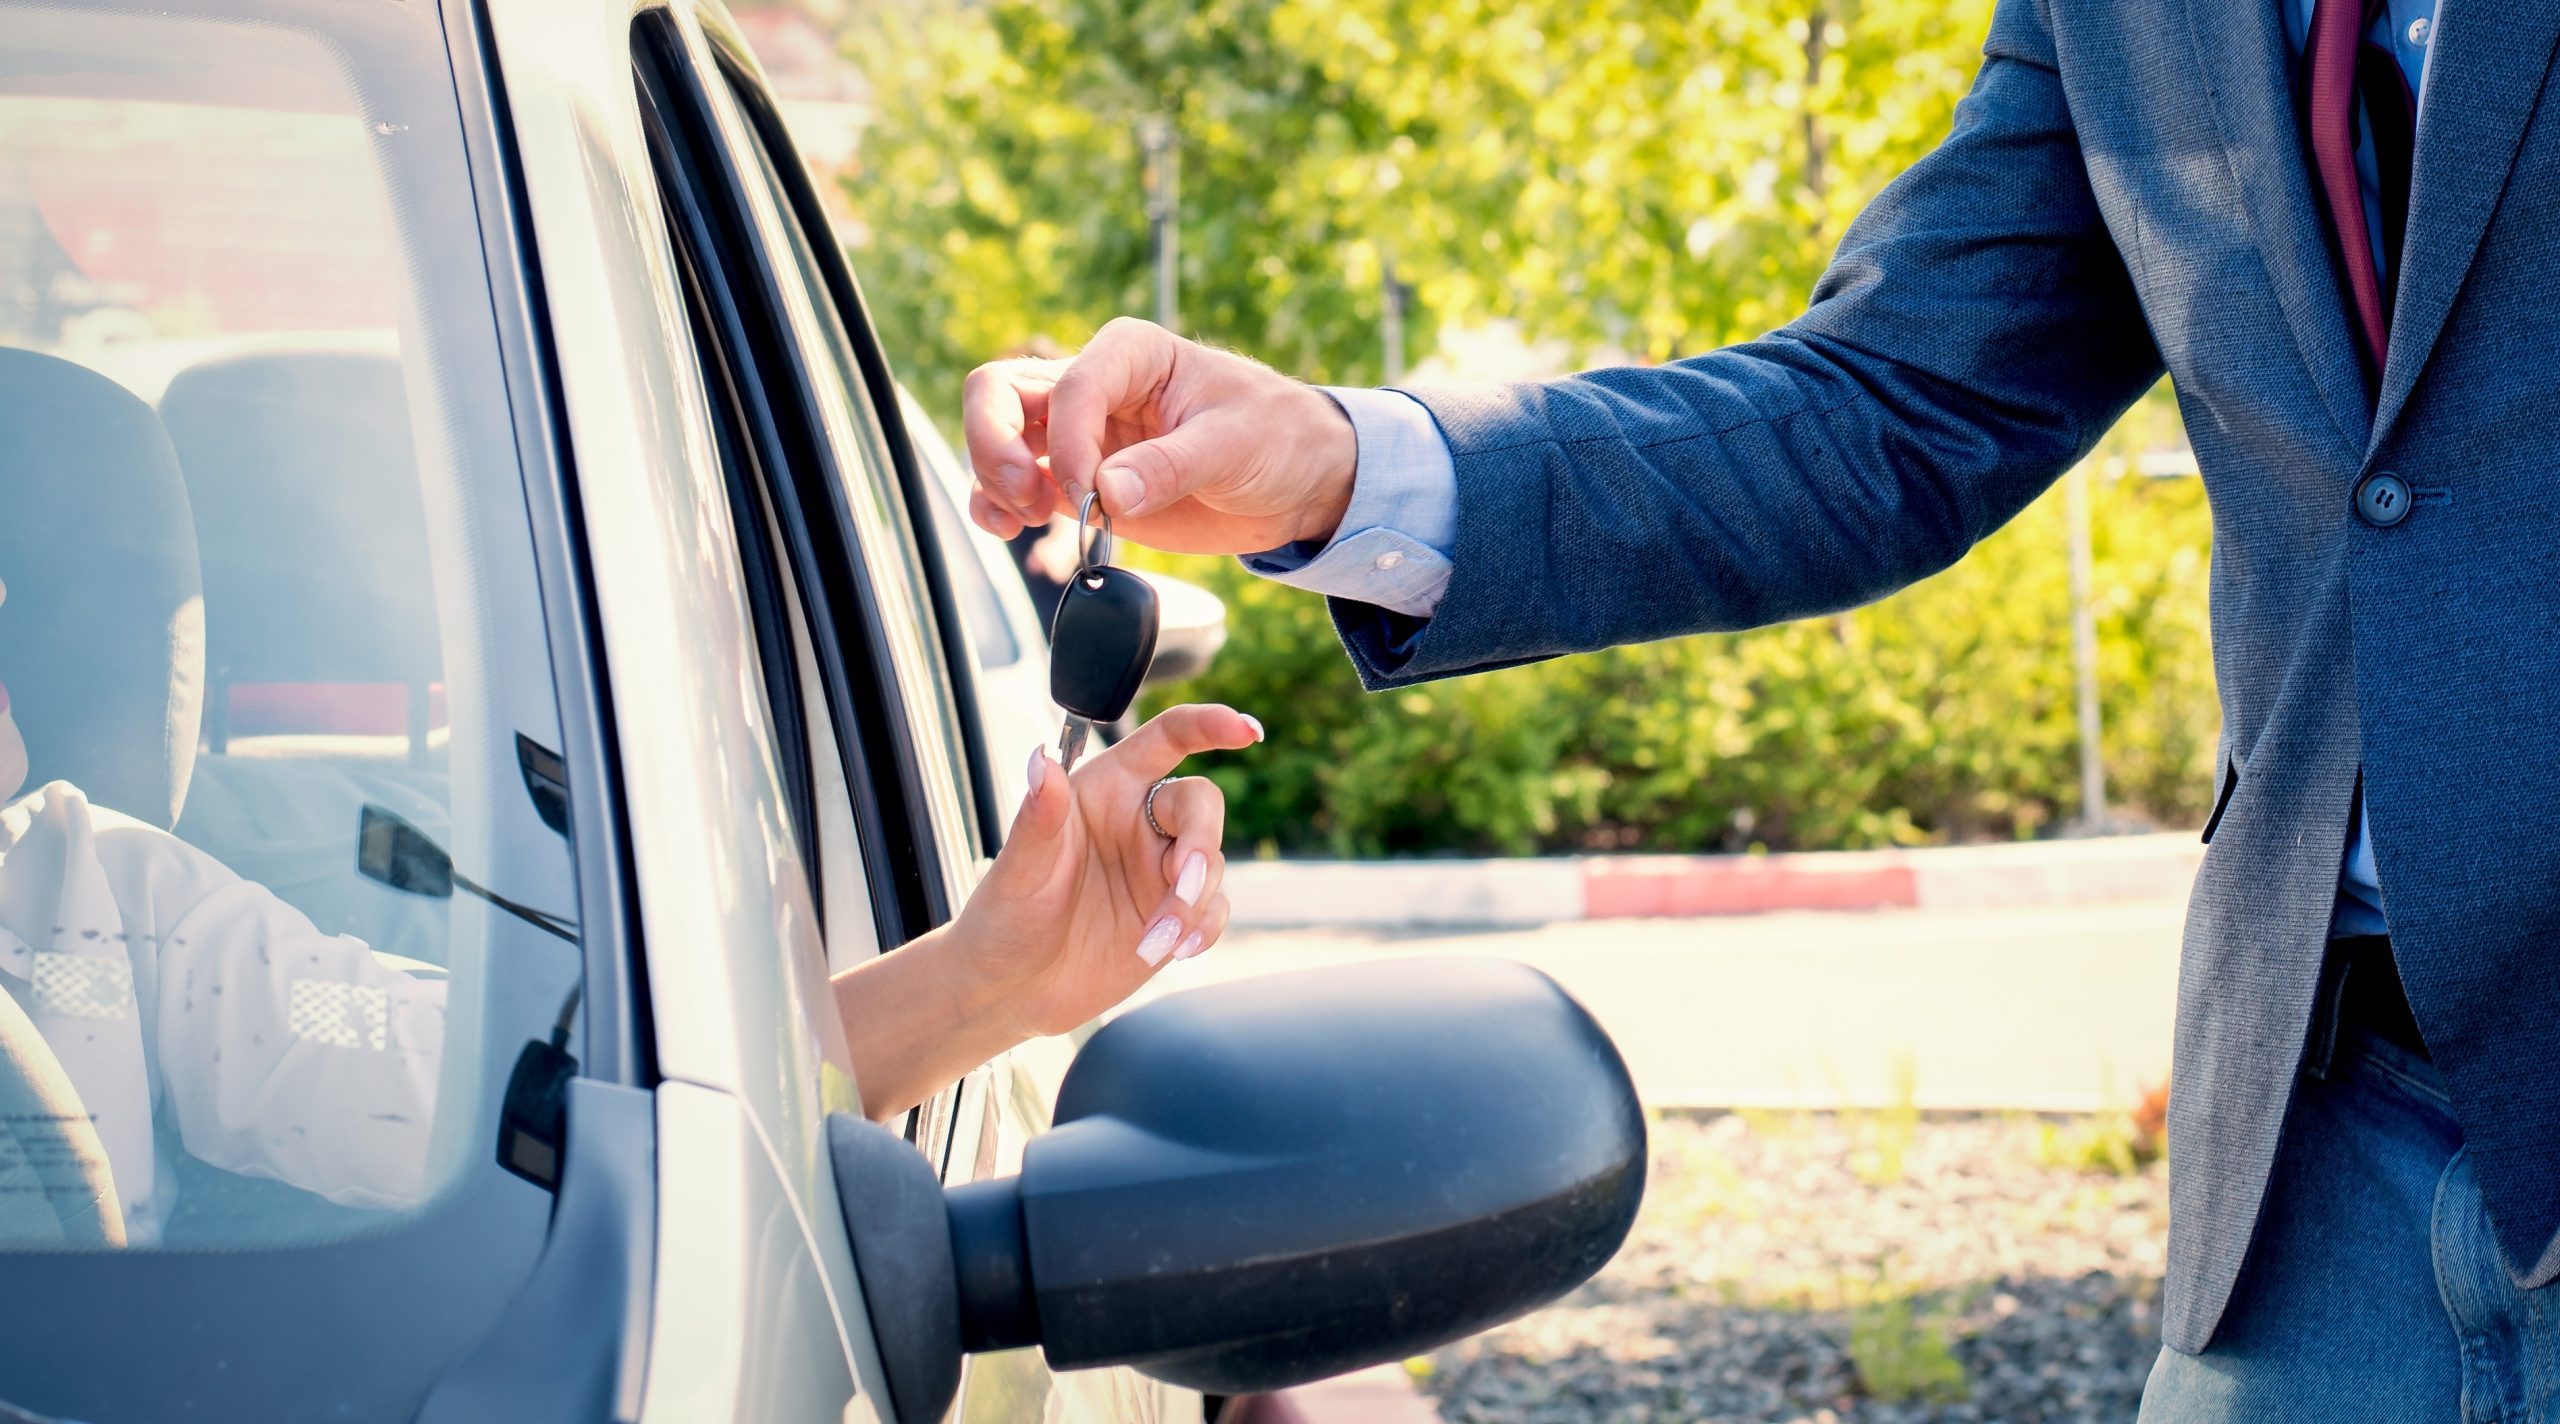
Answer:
xmin=2185 ymin=0 xmax=2372 ymax=453
xmin=2368 ymin=3 xmax=2560 ymax=454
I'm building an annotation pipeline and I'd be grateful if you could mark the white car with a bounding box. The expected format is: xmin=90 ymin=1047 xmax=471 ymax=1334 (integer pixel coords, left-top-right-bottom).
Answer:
xmin=0 ymin=2 xmax=1644 ymax=1421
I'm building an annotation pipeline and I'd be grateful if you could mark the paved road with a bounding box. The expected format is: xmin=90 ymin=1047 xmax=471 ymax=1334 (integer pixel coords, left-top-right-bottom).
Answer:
xmin=1156 ymin=899 xmax=2187 ymax=1112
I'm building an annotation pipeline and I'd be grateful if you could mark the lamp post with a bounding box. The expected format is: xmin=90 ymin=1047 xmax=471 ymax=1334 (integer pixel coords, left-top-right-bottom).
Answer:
xmin=1381 ymin=251 xmax=1408 ymax=384
xmin=1138 ymin=114 xmax=1178 ymax=330
xmin=2067 ymin=462 xmax=2107 ymax=830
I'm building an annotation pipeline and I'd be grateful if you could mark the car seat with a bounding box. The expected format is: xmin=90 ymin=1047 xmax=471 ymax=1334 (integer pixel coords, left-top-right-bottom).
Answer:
xmin=0 ymin=348 xmax=203 ymax=1245
xmin=157 ymin=345 xmax=451 ymax=958
xmin=0 ymin=347 xmax=204 ymax=830
xmin=156 ymin=345 xmax=441 ymax=762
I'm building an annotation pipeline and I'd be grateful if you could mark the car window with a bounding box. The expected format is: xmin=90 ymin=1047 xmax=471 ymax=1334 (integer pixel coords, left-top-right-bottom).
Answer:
xmin=662 ymin=206 xmax=879 ymax=969
xmin=0 ymin=1 xmax=584 ymax=1416
xmin=638 ymin=21 xmax=954 ymax=1146
xmin=668 ymin=30 xmax=1000 ymax=1163
xmin=721 ymin=58 xmax=1008 ymax=865
xmin=714 ymin=66 xmax=990 ymax=880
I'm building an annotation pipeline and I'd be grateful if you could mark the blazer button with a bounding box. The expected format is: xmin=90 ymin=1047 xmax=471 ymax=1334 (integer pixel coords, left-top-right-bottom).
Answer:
xmin=2355 ymin=470 xmax=2413 ymax=528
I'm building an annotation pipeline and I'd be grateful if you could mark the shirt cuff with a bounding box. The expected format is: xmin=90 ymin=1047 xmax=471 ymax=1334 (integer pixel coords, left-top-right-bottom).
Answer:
xmin=1238 ymin=386 xmax=1457 ymax=619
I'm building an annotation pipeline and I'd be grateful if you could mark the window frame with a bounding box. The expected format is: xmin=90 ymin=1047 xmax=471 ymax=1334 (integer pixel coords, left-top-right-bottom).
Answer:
xmin=632 ymin=13 xmax=944 ymax=948
xmin=0 ymin=1 xmax=659 ymax=1417
xmin=702 ymin=32 xmax=1006 ymax=869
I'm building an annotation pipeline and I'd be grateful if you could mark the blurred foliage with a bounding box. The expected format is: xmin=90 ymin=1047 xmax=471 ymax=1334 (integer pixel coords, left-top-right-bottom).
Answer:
xmin=1848 ymin=1056 xmax=1922 ymax=1187
xmin=846 ymin=0 xmax=1993 ymax=394
xmin=841 ymin=0 xmax=2220 ymax=858
xmin=1133 ymin=461 xmax=2213 ymax=858
xmin=1845 ymin=1279 xmax=1970 ymax=1405
xmin=2030 ymin=1077 xmax=2171 ymax=1177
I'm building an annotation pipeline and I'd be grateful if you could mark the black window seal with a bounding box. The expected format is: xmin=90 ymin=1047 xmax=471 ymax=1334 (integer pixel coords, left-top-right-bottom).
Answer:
xmin=706 ymin=37 xmax=1006 ymax=865
xmin=632 ymin=10 xmax=944 ymax=942
xmin=650 ymin=113 xmax=819 ymax=891
xmin=663 ymin=230 xmax=824 ymax=892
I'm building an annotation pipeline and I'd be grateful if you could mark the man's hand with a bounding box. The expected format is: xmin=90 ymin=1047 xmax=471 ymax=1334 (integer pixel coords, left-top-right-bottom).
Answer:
xmin=962 ymin=318 xmax=1360 ymax=555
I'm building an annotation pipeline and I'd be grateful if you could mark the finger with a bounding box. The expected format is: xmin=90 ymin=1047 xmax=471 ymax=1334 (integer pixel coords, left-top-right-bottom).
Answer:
xmin=1149 ymin=777 xmax=1225 ymax=910
xmin=1092 ymin=414 xmax=1247 ymax=521
xmin=1018 ymin=456 xmax=1059 ymax=526
xmin=981 ymin=746 xmax=1070 ymax=896
xmin=1132 ymin=846 xmax=1221 ymax=968
xmin=1046 ymin=318 xmax=1177 ymax=505
xmin=1173 ymin=893 xmax=1229 ymax=962
xmin=963 ymin=359 xmax=1063 ymax=520
xmin=970 ymin=488 xmax=1025 ymax=541
xmin=1099 ymin=704 xmax=1264 ymax=787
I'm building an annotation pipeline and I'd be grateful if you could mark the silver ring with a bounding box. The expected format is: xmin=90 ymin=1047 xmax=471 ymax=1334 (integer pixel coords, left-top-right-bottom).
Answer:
xmin=1076 ymin=489 xmax=1115 ymax=573
xmin=1142 ymin=777 xmax=1177 ymax=842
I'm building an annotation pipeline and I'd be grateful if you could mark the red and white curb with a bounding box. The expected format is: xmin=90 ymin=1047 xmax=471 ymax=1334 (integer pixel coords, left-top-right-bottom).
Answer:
xmin=1224 ymin=832 xmax=2205 ymax=930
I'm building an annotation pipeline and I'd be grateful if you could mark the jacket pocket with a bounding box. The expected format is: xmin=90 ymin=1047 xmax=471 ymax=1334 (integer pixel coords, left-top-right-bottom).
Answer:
xmin=2200 ymin=756 xmax=2240 ymax=844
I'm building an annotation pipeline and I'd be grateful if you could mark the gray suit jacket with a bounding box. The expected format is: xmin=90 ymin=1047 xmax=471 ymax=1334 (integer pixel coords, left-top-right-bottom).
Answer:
xmin=1329 ymin=0 xmax=2560 ymax=1353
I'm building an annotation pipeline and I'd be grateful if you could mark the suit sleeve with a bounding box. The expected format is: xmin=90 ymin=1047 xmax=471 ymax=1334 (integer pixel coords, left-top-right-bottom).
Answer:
xmin=1332 ymin=0 xmax=2163 ymax=688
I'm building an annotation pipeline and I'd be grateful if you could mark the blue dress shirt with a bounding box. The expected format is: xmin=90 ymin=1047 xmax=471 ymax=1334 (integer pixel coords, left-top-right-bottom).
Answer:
xmin=1247 ymin=0 xmax=2438 ymax=934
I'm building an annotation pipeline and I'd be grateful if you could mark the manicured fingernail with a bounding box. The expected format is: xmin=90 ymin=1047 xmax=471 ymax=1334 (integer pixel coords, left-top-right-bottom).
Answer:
xmin=1175 ymin=852 xmax=1207 ymax=905
xmin=1242 ymin=714 xmax=1265 ymax=742
xmin=1023 ymin=747 xmax=1049 ymax=809
xmin=1136 ymin=917 xmax=1181 ymax=966
xmin=1173 ymin=931 xmax=1207 ymax=961
xmin=1098 ymin=465 xmax=1144 ymax=515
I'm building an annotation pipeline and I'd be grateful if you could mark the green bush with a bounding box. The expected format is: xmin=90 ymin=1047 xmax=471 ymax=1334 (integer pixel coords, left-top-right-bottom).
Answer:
xmin=1142 ymin=465 xmax=2216 ymax=859
xmin=843 ymin=0 xmax=2215 ymax=860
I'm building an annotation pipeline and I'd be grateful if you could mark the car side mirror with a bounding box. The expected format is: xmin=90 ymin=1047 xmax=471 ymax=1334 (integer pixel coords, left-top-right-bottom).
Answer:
xmin=1136 ymin=569 xmax=1227 ymax=688
xmin=827 ymin=957 xmax=1645 ymax=1424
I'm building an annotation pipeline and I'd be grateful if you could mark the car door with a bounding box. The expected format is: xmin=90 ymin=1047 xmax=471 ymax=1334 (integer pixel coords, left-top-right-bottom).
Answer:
xmin=640 ymin=7 xmax=1200 ymax=1420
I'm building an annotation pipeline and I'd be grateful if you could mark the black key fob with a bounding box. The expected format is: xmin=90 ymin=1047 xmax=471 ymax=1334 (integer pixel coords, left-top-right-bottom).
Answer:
xmin=1049 ymin=565 xmax=1161 ymax=723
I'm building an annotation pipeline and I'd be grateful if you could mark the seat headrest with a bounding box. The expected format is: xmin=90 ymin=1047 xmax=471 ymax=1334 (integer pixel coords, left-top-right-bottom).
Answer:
xmin=158 ymin=348 xmax=439 ymax=689
xmin=0 ymin=348 xmax=204 ymax=829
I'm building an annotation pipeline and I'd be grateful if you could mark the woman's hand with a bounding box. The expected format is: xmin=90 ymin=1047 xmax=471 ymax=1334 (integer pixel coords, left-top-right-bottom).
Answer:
xmin=831 ymin=703 xmax=1262 ymax=1119
xmin=956 ymin=703 xmax=1261 ymax=1040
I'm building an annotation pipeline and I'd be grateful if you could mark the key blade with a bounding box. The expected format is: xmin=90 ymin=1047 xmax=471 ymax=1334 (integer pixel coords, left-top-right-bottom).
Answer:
xmin=1057 ymin=718 xmax=1092 ymax=773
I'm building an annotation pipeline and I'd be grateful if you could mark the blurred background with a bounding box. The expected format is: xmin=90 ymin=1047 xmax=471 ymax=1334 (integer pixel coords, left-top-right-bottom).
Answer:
xmin=756 ymin=0 xmax=2213 ymax=862
xmin=751 ymin=1 xmax=2198 ymax=1418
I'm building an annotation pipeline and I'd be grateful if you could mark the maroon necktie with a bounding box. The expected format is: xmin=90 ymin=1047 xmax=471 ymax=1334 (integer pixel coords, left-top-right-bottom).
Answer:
xmin=2306 ymin=0 xmax=2419 ymax=378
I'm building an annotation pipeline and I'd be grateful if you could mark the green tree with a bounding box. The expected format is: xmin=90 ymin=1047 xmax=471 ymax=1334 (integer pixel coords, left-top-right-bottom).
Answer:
xmin=846 ymin=0 xmax=1994 ymax=397
xmin=1127 ymin=460 xmax=2211 ymax=859
xmin=841 ymin=0 xmax=2218 ymax=857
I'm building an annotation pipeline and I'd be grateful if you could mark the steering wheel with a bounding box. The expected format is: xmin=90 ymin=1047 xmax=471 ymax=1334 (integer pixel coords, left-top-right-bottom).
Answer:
xmin=0 ymin=985 xmax=125 ymax=1246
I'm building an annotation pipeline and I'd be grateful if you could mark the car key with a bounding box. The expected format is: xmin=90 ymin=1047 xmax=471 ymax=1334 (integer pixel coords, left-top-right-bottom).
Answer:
xmin=1049 ymin=493 xmax=1159 ymax=771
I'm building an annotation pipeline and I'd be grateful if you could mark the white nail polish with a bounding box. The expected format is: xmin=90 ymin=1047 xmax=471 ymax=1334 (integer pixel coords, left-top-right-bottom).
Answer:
xmin=1242 ymin=714 xmax=1265 ymax=742
xmin=1135 ymin=918 xmax=1181 ymax=966
xmin=1173 ymin=931 xmax=1207 ymax=961
xmin=1027 ymin=746 xmax=1048 ymax=789
xmin=1175 ymin=852 xmax=1207 ymax=905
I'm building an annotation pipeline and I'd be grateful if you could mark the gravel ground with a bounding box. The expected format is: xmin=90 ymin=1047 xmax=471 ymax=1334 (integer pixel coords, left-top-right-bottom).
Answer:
xmin=1420 ymin=1112 xmax=2169 ymax=1424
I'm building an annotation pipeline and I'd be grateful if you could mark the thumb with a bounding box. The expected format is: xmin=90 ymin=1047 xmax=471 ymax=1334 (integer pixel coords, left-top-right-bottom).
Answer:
xmin=1094 ymin=416 xmax=1240 ymax=520
xmin=982 ymin=746 xmax=1072 ymax=893
xmin=1046 ymin=317 xmax=1176 ymax=502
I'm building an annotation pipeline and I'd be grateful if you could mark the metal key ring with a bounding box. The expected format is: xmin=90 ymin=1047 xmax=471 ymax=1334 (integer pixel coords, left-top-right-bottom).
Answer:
xmin=1143 ymin=777 xmax=1177 ymax=842
xmin=1077 ymin=490 xmax=1114 ymax=577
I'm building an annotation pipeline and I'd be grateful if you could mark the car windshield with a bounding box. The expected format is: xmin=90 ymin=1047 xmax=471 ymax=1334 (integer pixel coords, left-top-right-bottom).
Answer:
xmin=0 ymin=0 xmax=578 ymax=1416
